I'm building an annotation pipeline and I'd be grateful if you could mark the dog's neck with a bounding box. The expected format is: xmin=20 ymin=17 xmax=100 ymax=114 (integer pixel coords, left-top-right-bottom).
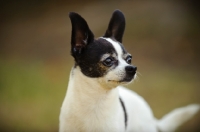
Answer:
xmin=66 ymin=66 xmax=119 ymax=106
xmin=62 ymin=66 xmax=121 ymax=131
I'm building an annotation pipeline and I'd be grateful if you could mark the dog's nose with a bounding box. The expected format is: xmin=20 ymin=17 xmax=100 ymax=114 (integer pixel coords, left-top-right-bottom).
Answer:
xmin=125 ymin=66 xmax=137 ymax=73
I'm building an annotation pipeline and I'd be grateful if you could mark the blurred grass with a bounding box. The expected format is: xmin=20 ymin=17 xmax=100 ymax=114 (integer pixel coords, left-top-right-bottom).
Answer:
xmin=0 ymin=58 xmax=71 ymax=131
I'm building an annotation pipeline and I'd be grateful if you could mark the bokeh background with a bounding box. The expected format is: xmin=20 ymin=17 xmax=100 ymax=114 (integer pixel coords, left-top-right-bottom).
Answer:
xmin=0 ymin=0 xmax=200 ymax=131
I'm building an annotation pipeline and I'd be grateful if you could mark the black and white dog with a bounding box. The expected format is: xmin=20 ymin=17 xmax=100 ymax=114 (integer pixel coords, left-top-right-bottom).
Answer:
xmin=59 ymin=10 xmax=199 ymax=132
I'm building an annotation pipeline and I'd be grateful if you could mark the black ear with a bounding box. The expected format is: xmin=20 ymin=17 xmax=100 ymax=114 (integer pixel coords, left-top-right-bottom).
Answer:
xmin=69 ymin=12 xmax=94 ymax=55
xmin=103 ymin=10 xmax=125 ymax=43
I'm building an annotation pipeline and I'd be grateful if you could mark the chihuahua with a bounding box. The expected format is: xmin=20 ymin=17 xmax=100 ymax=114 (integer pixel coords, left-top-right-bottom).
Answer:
xmin=59 ymin=10 xmax=200 ymax=132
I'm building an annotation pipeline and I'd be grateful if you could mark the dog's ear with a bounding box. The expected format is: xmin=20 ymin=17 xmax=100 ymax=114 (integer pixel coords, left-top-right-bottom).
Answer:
xmin=69 ymin=12 xmax=94 ymax=55
xmin=103 ymin=10 xmax=125 ymax=43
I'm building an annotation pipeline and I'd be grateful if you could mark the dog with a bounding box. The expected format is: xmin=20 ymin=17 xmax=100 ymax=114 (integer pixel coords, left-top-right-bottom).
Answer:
xmin=59 ymin=10 xmax=200 ymax=132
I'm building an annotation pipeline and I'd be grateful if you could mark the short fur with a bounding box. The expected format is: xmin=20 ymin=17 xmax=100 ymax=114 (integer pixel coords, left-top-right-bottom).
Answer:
xmin=59 ymin=10 xmax=200 ymax=132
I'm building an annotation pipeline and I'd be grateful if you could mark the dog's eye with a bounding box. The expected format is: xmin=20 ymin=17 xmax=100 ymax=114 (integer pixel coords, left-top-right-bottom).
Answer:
xmin=103 ymin=57 xmax=114 ymax=67
xmin=126 ymin=56 xmax=132 ymax=64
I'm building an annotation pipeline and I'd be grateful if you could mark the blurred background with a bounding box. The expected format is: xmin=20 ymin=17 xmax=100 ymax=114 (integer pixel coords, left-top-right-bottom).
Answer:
xmin=0 ymin=0 xmax=200 ymax=131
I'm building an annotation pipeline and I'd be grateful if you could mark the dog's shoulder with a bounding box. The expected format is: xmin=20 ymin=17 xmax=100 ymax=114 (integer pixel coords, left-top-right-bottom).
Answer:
xmin=118 ymin=86 xmax=154 ymax=117
xmin=118 ymin=86 xmax=147 ymax=105
xmin=118 ymin=86 xmax=157 ymax=131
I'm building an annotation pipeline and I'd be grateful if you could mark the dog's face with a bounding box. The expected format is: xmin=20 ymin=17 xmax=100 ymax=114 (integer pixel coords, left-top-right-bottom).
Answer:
xmin=69 ymin=10 xmax=137 ymax=87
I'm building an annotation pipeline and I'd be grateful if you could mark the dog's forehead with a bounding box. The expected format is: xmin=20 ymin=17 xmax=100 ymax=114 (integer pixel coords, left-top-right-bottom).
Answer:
xmin=95 ymin=37 xmax=127 ymax=57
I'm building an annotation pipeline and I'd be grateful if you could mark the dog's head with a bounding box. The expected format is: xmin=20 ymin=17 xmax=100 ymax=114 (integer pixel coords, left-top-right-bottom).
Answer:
xmin=69 ymin=10 xmax=137 ymax=87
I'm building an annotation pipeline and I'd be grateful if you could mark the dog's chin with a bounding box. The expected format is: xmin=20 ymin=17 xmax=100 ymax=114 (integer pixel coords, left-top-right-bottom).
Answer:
xmin=107 ymin=78 xmax=133 ymax=86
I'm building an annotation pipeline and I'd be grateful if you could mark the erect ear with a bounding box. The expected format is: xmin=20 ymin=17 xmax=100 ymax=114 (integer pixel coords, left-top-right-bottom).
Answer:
xmin=69 ymin=12 xmax=94 ymax=55
xmin=103 ymin=10 xmax=125 ymax=43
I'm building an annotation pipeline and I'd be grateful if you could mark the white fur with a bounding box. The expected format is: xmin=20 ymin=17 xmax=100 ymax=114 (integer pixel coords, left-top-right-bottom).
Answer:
xmin=59 ymin=67 xmax=124 ymax=132
xmin=59 ymin=67 xmax=156 ymax=132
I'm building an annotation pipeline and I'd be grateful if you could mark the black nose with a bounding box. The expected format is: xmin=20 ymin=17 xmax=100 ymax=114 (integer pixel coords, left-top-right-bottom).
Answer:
xmin=125 ymin=66 xmax=137 ymax=73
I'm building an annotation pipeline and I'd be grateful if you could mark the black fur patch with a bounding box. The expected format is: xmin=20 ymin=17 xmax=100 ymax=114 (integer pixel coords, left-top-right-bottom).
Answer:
xmin=73 ymin=38 xmax=122 ymax=77
xmin=104 ymin=10 xmax=125 ymax=43
xmin=119 ymin=97 xmax=128 ymax=129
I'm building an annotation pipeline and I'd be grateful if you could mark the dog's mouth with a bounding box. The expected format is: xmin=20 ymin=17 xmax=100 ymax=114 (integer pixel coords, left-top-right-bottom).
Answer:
xmin=108 ymin=80 xmax=121 ymax=83
xmin=108 ymin=73 xmax=136 ymax=84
